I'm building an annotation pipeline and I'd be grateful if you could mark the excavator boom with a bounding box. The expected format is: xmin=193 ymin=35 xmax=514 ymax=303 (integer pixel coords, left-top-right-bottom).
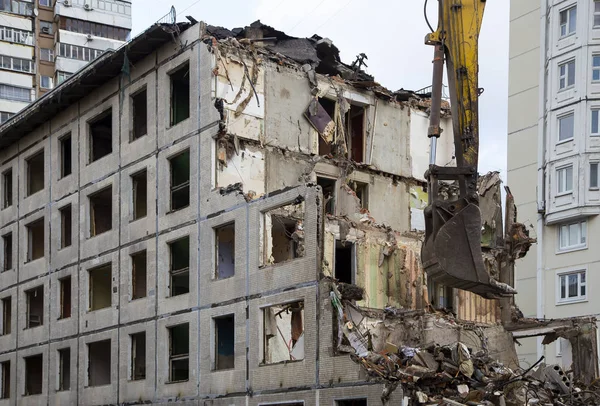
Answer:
xmin=422 ymin=0 xmax=515 ymax=299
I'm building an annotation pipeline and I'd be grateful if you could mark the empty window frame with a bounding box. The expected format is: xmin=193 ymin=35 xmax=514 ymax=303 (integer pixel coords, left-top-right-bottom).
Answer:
xmin=88 ymin=264 xmax=111 ymax=311
xmin=60 ymin=205 xmax=72 ymax=249
xmin=336 ymin=400 xmax=367 ymax=406
xmin=215 ymin=223 xmax=235 ymax=279
xmin=89 ymin=186 xmax=112 ymax=236
xmin=59 ymin=276 xmax=71 ymax=319
xmin=314 ymin=97 xmax=336 ymax=156
xmin=87 ymin=340 xmax=111 ymax=387
xmin=169 ymin=237 xmax=189 ymax=296
xmin=169 ymin=150 xmax=190 ymax=211
xmin=26 ymin=286 xmax=43 ymax=328
xmin=0 ymin=361 xmax=9 ymax=399
xmin=26 ymin=218 xmax=44 ymax=261
xmin=60 ymin=133 xmax=72 ymax=178
xmin=168 ymin=323 xmax=189 ymax=382
xmin=429 ymin=281 xmax=454 ymax=310
xmin=131 ymin=88 xmax=147 ymax=140
xmin=346 ymin=104 xmax=366 ymax=162
xmin=24 ymin=354 xmax=42 ymax=395
xmin=58 ymin=348 xmax=70 ymax=391
xmin=26 ymin=151 xmax=44 ymax=196
xmin=592 ymin=109 xmax=600 ymax=136
xmin=335 ymin=241 xmax=355 ymax=284
xmin=214 ymin=315 xmax=234 ymax=370
xmin=558 ymin=220 xmax=587 ymax=251
xmin=559 ymin=60 xmax=575 ymax=90
xmin=88 ymin=110 xmax=112 ymax=163
xmin=350 ymin=180 xmax=368 ymax=209
xmin=131 ymin=170 xmax=147 ymax=220
xmin=317 ymin=176 xmax=336 ymax=215
xmin=170 ymin=62 xmax=190 ymax=126
xmin=263 ymin=301 xmax=304 ymax=364
xmin=2 ymin=232 xmax=11 ymax=271
xmin=591 ymin=162 xmax=599 ymax=189
xmin=2 ymin=168 xmax=11 ymax=208
xmin=262 ymin=201 xmax=305 ymax=265
xmin=1 ymin=296 xmax=10 ymax=335
xmin=131 ymin=250 xmax=147 ymax=300
xmin=559 ymin=6 xmax=576 ymax=37
xmin=130 ymin=332 xmax=146 ymax=380
xmin=558 ymin=270 xmax=586 ymax=303
xmin=596 ymin=0 xmax=600 ymax=28
xmin=557 ymin=165 xmax=573 ymax=194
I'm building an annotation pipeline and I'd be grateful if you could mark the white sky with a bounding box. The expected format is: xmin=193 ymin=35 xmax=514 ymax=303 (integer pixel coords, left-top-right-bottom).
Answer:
xmin=131 ymin=0 xmax=510 ymax=178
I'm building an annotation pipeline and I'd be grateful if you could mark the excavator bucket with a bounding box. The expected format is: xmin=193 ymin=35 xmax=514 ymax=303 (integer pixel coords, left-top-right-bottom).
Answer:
xmin=422 ymin=200 xmax=514 ymax=299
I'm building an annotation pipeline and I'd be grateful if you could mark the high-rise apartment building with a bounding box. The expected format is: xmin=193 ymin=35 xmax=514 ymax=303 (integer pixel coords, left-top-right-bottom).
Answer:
xmin=0 ymin=0 xmax=131 ymax=123
xmin=508 ymin=0 xmax=600 ymax=369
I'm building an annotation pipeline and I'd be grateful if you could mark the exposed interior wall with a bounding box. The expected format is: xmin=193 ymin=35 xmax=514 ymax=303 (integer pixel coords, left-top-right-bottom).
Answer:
xmin=263 ymin=302 xmax=304 ymax=364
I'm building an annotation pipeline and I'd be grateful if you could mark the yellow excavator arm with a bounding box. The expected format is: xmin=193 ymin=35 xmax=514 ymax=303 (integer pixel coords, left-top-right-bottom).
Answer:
xmin=421 ymin=0 xmax=515 ymax=299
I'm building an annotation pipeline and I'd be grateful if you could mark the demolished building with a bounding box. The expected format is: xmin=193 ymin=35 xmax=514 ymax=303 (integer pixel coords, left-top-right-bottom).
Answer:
xmin=0 ymin=17 xmax=595 ymax=406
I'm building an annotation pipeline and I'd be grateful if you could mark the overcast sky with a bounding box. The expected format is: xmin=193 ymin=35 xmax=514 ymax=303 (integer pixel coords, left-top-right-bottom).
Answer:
xmin=131 ymin=0 xmax=510 ymax=178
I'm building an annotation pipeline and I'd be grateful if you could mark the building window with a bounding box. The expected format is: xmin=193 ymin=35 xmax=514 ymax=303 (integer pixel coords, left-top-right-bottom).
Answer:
xmin=39 ymin=0 xmax=52 ymax=7
xmin=131 ymin=88 xmax=147 ymax=140
xmin=87 ymin=340 xmax=111 ymax=387
xmin=593 ymin=56 xmax=600 ymax=82
xmin=88 ymin=109 xmax=112 ymax=163
xmin=24 ymin=354 xmax=42 ymax=395
xmin=131 ymin=170 xmax=147 ymax=221
xmin=40 ymin=76 xmax=53 ymax=90
xmin=131 ymin=250 xmax=147 ymax=300
xmin=215 ymin=223 xmax=235 ymax=279
xmin=590 ymin=162 xmax=599 ymax=189
xmin=558 ymin=270 xmax=586 ymax=303
xmin=0 ymin=55 xmax=33 ymax=73
xmin=26 ymin=218 xmax=44 ymax=262
xmin=58 ymin=43 xmax=103 ymax=62
xmin=56 ymin=71 xmax=71 ymax=85
xmin=169 ymin=150 xmax=190 ymax=211
xmin=214 ymin=315 xmax=234 ymax=370
xmin=40 ymin=48 xmax=54 ymax=62
xmin=168 ymin=323 xmax=189 ymax=382
xmin=558 ymin=60 xmax=575 ymax=90
xmin=261 ymin=201 xmax=305 ymax=265
xmin=1 ymin=296 xmax=10 ymax=335
xmin=89 ymin=186 xmax=112 ymax=236
xmin=559 ymin=6 xmax=576 ymax=37
xmin=336 ymin=400 xmax=367 ymax=406
xmin=88 ymin=264 xmax=111 ymax=311
xmin=130 ymin=332 xmax=146 ymax=380
xmin=60 ymin=204 xmax=72 ymax=249
xmin=559 ymin=220 xmax=586 ymax=251
xmin=0 ymin=111 xmax=13 ymax=123
xmin=59 ymin=276 xmax=71 ymax=319
xmin=595 ymin=1 xmax=600 ymax=27
xmin=169 ymin=236 xmax=189 ymax=296
xmin=335 ymin=241 xmax=355 ymax=284
xmin=592 ymin=110 xmax=600 ymax=136
xmin=556 ymin=165 xmax=573 ymax=194
xmin=2 ymin=233 xmax=11 ymax=272
xmin=317 ymin=177 xmax=336 ymax=215
xmin=0 ymin=84 xmax=30 ymax=102
xmin=58 ymin=348 xmax=70 ymax=391
xmin=0 ymin=361 xmax=9 ymax=399
xmin=40 ymin=20 xmax=53 ymax=35
xmin=26 ymin=151 xmax=44 ymax=196
xmin=26 ymin=286 xmax=43 ymax=328
xmin=263 ymin=301 xmax=304 ymax=364
xmin=60 ymin=17 xmax=130 ymax=41
xmin=1 ymin=169 xmax=10 ymax=208
xmin=60 ymin=133 xmax=72 ymax=178
xmin=170 ymin=62 xmax=190 ymax=126
xmin=350 ymin=180 xmax=369 ymax=209
xmin=0 ymin=26 xmax=33 ymax=45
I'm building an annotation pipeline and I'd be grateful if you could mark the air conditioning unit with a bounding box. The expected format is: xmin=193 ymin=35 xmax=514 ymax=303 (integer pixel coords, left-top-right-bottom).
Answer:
xmin=86 ymin=33 xmax=93 ymax=40
xmin=63 ymin=0 xmax=70 ymax=6
xmin=41 ymin=27 xmax=50 ymax=34
xmin=83 ymin=3 xmax=92 ymax=10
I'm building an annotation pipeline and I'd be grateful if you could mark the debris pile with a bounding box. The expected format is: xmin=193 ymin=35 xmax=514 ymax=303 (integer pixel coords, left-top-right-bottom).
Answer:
xmin=330 ymin=287 xmax=600 ymax=405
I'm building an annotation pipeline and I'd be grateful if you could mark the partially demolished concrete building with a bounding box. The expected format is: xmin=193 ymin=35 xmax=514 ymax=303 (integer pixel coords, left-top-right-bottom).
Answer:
xmin=0 ymin=19 xmax=595 ymax=406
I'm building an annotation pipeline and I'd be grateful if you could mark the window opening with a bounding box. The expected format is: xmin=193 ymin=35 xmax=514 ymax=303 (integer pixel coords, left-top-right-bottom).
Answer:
xmin=350 ymin=180 xmax=369 ymax=209
xmin=558 ymin=220 xmax=586 ymax=251
xmin=169 ymin=150 xmax=190 ymax=211
xmin=335 ymin=241 xmax=355 ymax=284
xmin=558 ymin=61 xmax=575 ymax=90
xmin=40 ymin=76 xmax=53 ymax=90
xmin=88 ymin=340 xmax=111 ymax=387
xmin=592 ymin=110 xmax=599 ymax=136
xmin=2 ymin=232 xmax=11 ymax=271
xmin=215 ymin=223 xmax=235 ymax=279
xmin=60 ymin=134 xmax=72 ymax=178
xmin=169 ymin=323 xmax=189 ymax=382
xmin=26 ymin=151 xmax=44 ymax=196
xmin=132 ymin=170 xmax=147 ymax=220
xmin=59 ymin=276 xmax=71 ymax=319
xmin=170 ymin=63 xmax=190 ymax=126
xmin=591 ymin=163 xmax=599 ymax=189
xmin=559 ymin=6 xmax=577 ymax=37
xmin=89 ymin=110 xmax=112 ymax=163
xmin=336 ymin=400 xmax=368 ymax=406
xmin=557 ymin=165 xmax=573 ymax=194
xmin=317 ymin=176 xmax=336 ymax=215
xmin=26 ymin=218 xmax=44 ymax=261
xmin=263 ymin=301 xmax=304 ymax=364
xmin=89 ymin=264 xmax=111 ymax=311
xmin=58 ymin=348 xmax=70 ymax=391
xmin=262 ymin=201 xmax=305 ymax=265
xmin=214 ymin=315 xmax=234 ymax=370
xmin=169 ymin=237 xmax=189 ymax=296
xmin=89 ymin=186 xmax=112 ymax=236
xmin=60 ymin=205 xmax=72 ymax=248
xmin=131 ymin=332 xmax=146 ymax=380
xmin=24 ymin=354 xmax=42 ymax=395
xmin=131 ymin=250 xmax=147 ymax=300
xmin=314 ymin=97 xmax=336 ymax=156
xmin=131 ymin=88 xmax=147 ymax=140
xmin=347 ymin=104 xmax=365 ymax=162
xmin=2 ymin=169 xmax=11 ymax=208
xmin=558 ymin=271 xmax=586 ymax=302
xmin=0 ymin=361 xmax=9 ymax=399
xmin=1 ymin=296 xmax=10 ymax=335
xmin=26 ymin=286 xmax=43 ymax=328
xmin=595 ymin=1 xmax=600 ymax=27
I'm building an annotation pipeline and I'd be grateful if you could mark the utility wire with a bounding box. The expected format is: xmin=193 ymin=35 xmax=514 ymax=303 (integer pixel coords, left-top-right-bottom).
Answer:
xmin=311 ymin=0 xmax=354 ymax=34
xmin=179 ymin=0 xmax=202 ymax=16
xmin=288 ymin=0 xmax=328 ymax=33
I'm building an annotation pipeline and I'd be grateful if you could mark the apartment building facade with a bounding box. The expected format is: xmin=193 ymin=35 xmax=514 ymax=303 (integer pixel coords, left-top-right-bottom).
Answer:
xmin=508 ymin=0 xmax=600 ymax=368
xmin=0 ymin=19 xmax=485 ymax=405
xmin=0 ymin=0 xmax=131 ymax=124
